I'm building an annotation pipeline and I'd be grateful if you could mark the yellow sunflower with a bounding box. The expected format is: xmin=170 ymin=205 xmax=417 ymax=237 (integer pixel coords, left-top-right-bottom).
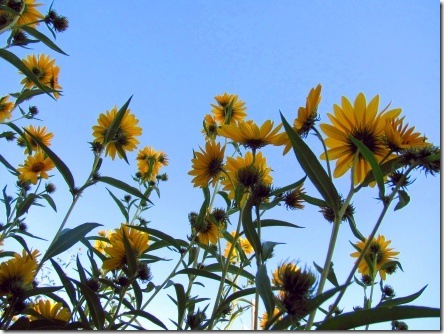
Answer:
xmin=0 ymin=0 xmax=44 ymax=28
xmin=20 ymin=54 xmax=61 ymax=96
xmin=0 ymin=249 xmax=39 ymax=295
xmin=17 ymin=151 xmax=55 ymax=185
xmin=202 ymin=114 xmax=219 ymax=141
xmin=384 ymin=116 xmax=428 ymax=152
xmin=350 ymin=234 xmax=399 ymax=280
xmin=223 ymin=231 xmax=254 ymax=263
xmin=102 ymin=224 xmax=149 ymax=272
xmin=195 ymin=220 xmax=221 ymax=245
xmin=211 ymin=93 xmax=247 ymax=125
xmin=260 ymin=308 xmax=282 ymax=330
xmin=92 ymin=106 xmax=142 ymax=160
xmin=136 ymin=146 xmax=168 ymax=181
xmin=0 ymin=96 xmax=14 ymax=122
xmin=30 ymin=299 xmax=71 ymax=322
xmin=19 ymin=125 xmax=54 ymax=154
xmin=221 ymin=151 xmax=272 ymax=200
xmin=272 ymin=261 xmax=300 ymax=287
xmin=188 ymin=141 xmax=225 ymax=188
xmin=218 ymin=119 xmax=283 ymax=152
xmin=319 ymin=93 xmax=402 ymax=185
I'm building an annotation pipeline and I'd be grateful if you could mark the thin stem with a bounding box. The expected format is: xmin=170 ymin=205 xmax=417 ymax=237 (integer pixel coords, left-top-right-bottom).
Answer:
xmin=364 ymin=258 xmax=377 ymax=330
xmin=312 ymin=127 xmax=332 ymax=180
xmin=253 ymin=205 xmax=262 ymax=330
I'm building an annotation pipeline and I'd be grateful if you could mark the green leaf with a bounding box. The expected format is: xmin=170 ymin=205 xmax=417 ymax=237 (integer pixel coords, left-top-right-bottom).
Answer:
xmin=22 ymin=286 xmax=62 ymax=299
xmin=129 ymin=225 xmax=181 ymax=251
xmin=41 ymin=222 xmax=102 ymax=264
xmin=2 ymin=186 xmax=11 ymax=219
xmin=174 ymin=283 xmax=186 ymax=330
xmin=349 ymin=136 xmax=385 ymax=196
xmin=120 ymin=310 xmax=168 ymax=330
xmin=306 ymin=283 xmax=351 ymax=317
xmin=270 ymin=176 xmax=307 ymax=196
xmin=50 ymin=259 xmax=80 ymax=311
xmin=24 ymin=128 xmax=75 ymax=192
xmin=241 ymin=196 xmax=262 ymax=257
xmin=20 ymin=25 xmax=69 ymax=55
xmin=131 ymin=280 xmax=142 ymax=310
xmin=106 ymin=188 xmax=129 ymax=221
xmin=213 ymin=288 xmax=256 ymax=319
xmin=5 ymin=122 xmax=32 ymax=153
xmin=99 ymin=176 xmax=152 ymax=204
xmin=122 ymin=228 xmax=137 ymax=276
xmin=204 ymin=263 xmax=255 ymax=281
xmin=377 ymin=285 xmax=428 ymax=308
xmin=41 ymin=194 xmax=57 ymax=212
xmin=15 ymin=193 xmax=39 ymax=218
xmin=316 ymin=305 xmax=440 ymax=330
xmin=14 ymin=89 xmax=47 ymax=106
xmin=76 ymin=255 xmax=87 ymax=283
xmin=361 ymin=156 xmax=404 ymax=188
xmin=0 ymin=154 xmax=19 ymax=176
xmin=313 ymin=261 xmax=339 ymax=288
xmin=103 ymin=96 xmax=133 ymax=145
xmin=11 ymin=234 xmax=31 ymax=256
xmin=347 ymin=214 xmax=365 ymax=241
xmin=280 ymin=112 xmax=340 ymax=213
xmin=175 ymin=268 xmax=240 ymax=289
xmin=71 ymin=279 xmax=105 ymax=330
xmin=255 ymin=219 xmax=304 ymax=229
xmin=0 ymin=49 xmax=55 ymax=98
xmin=394 ymin=190 xmax=410 ymax=211
xmin=256 ymin=264 xmax=275 ymax=317
xmin=261 ymin=241 xmax=284 ymax=262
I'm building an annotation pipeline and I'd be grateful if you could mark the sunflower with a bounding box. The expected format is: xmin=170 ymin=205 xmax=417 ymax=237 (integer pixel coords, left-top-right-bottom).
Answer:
xmin=0 ymin=249 xmax=39 ymax=296
xmin=260 ymin=307 xmax=282 ymax=329
xmin=0 ymin=96 xmax=14 ymax=122
xmin=20 ymin=54 xmax=61 ymax=96
xmin=221 ymin=151 xmax=272 ymax=200
xmin=30 ymin=299 xmax=71 ymax=322
xmin=92 ymin=106 xmax=142 ymax=160
xmin=319 ymin=93 xmax=402 ymax=185
xmin=18 ymin=125 xmax=54 ymax=154
xmin=384 ymin=116 xmax=428 ymax=153
xmin=223 ymin=231 xmax=254 ymax=262
xmin=195 ymin=219 xmax=220 ymax=245
xmin=202 ymin=114 xmax=219 ymax=141
xmin=136 ymin=146 xmax=168 ymax=181
xmin=0 ymin=0 xmax=44 ymax=28
xmin=218 ymin=119 xmax=283 ymax=152
xmin=188 ymin=141 xmax=225 ymax=188
xmin=211 ymin=93 xmax=247 ymax=125
xmin=272 ymin=261 xmax=300 ymax=287
xmin=17 ymin=151 xmax=54 ymax=185
xmin=102 ymin=224 xmax=149 ymax=272
xmin=350 ymin=234 xmax=399 ymax=280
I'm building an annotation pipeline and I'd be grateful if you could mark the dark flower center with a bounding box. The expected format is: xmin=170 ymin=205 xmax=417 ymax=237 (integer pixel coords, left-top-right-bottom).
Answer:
xmin=349 ymin=126 xmax=380 ymax=155
xmin=31 ymin=162 xmax=45 ymax=173
xmin=207 ymin=157 xmax=223 ymax=176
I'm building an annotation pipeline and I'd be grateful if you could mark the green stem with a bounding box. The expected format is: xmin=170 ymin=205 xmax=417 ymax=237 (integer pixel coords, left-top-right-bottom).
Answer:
xmin=0 ymin=2 xmax=25 ymax=35
xmin=364 ymin=258 xmax=377 ymax=330
xmin=312 ymin=126 xmax=332 ymax=180
xmin=253 ymin=205 xmax=262 ymax=330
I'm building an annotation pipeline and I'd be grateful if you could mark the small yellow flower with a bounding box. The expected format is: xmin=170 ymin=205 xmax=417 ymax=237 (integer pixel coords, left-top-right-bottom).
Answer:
xmin=202 ymin=114 xmax=219 ymax=141
xmin=30 ymin=299 xmax=71 ymax=322
xmin=136 ymin=146 xmax=168 ymax=181
xmin=260 ymin=308 xmax=282 ymax=330
xmin=320 ymin=93 xmax=402 ymax=185
xmin=0 ymin=96 xmax=14 ymax=122
xmin=218 ymin=119 xmax=283 ymax=152
xmin=19 ymin=125 xmax=54 ymax=154
xmin=17 ymin=151 xmax=55 ymax=185
xmin=188 ymin=141 xmax=225 ymax=188
xmin=102 ymin=224 xmax=149 ymax=272
xmin=92 ymin=106 xmax=142 ymax=160
xmin=20 ymin=54 xmax=61 ymax=98
xmin=223 ymin=231 xmax=254 ymax=262
xmin=350 ymin=234 xmax=399 ymax=280
xmin=211 ymin=93 xmax=247 ymax=125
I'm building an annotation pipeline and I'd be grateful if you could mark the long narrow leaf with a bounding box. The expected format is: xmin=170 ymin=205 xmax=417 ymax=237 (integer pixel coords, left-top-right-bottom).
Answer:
xmin=280 ymin=112 xmax=340 ymax=213
xmin=0 ymin=154 xmax=19 ymax=176
xmin=175 ymin=268 xmax=240 ymax=289
xmin=174 ymin=283 xmax=186 ymax=329
xmin=255 ymin=219 xmax=304 ymax=229
xmin=99 ymin=176 xmax=151 ymax=204
xmin=20 ymin=26 xmax=69 ymax=55
xmin=71 ymin=279 xmax=105 ymax=330
xmin=256 ymin=264 xmax=275 ymax=316
xmin=377 ymin=285 xmax=428 ymax=308
xmin=106 ymin=188 xmax=129 ymax=221
xmin=103 ymin=96 xmax=133 ymax=144
xmin=121 ymin=310 xmax=168 ymax=330
xmin=129 ymin=225 xmax=180 ymax=251
xmin=241 ymin=196 xmax=261 ymax=257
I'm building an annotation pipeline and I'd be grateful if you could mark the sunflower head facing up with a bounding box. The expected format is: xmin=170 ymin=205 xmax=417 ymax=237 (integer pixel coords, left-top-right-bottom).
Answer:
xmin=320 ymin=93 xmax=402 ymax=185
xmin=211 ymin=93 xmax=247 ymax=125
xmin=0 ymin=96 xmax=14 ymax=122
xmin=136 ymin=146 xmax=168 ymax=181
xmin=92 ymin=107 xmax=142 ymax=160
xmin=188 ymin=141 xmax=225 ymax=188
xmin=30 ymin=299 xmax=71 ymax=322
xmin=350 ymin=234 xmax=400 ymax=280
xmin=19 ymin=125 xmax=54 ymax=154
xmin=20 ymin=54 xmax=61 ymax=98
xmin=17 ymin=151 xmax=55 ymax=185
xmin=218 ymin=119 xmax=283 ymax=152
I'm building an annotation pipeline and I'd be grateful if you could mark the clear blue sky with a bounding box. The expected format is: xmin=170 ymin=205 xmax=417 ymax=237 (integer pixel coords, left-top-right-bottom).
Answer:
xmin=2 ymin=1 xmax=440 ymax=330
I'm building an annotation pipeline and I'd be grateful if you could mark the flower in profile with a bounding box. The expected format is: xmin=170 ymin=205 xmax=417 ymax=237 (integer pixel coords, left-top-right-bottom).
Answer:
xmin=136 ymin=146 xmax=168 ymax=181
xmin=272 ymin=261 xmax=300 ymax=287
xmin=102 ymin=224 xmax=150 ymax=272
xmin=218 ymin=120 xmax=283 ymax=152
xmin=221 ymin=151 xmax=272 ymax=199
xmin=260 ymin=308 xmax=282 ymax=329
xmin=92 ymin=106 xmax=142 ymax=160
xmin=17 ymin=151 xmax=55 ymax=185
xmin=30 ymin=299 xmax=71 ymax=322
xmin=0 ymin=96 xmax=14 ymax=122
xmin=320 ymin=93 xmax=402 ymax=185
xmin=350 ymin=234 xmax=399 ymax=280
xmin=384 ymin=116 xmax=428 ymax=153
xmin=0 ymin=249 xmax=39 ymax=296
xmin=283 ymin=184 xmax=305 ymax=210
xmin=18 ymin=125 xmax=54 ymax=154
xmin=202 ymin=114 xmax=219 ymax=141
xmin=20 ymin=54 xmax=61 ymax=97
xmin=188 ymin=141 xmax=225 ymax=188
xmin=223 ymin=231 xmax=254 ymax=262
xmin=211 ymin=93 xmax=247 ymax=125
